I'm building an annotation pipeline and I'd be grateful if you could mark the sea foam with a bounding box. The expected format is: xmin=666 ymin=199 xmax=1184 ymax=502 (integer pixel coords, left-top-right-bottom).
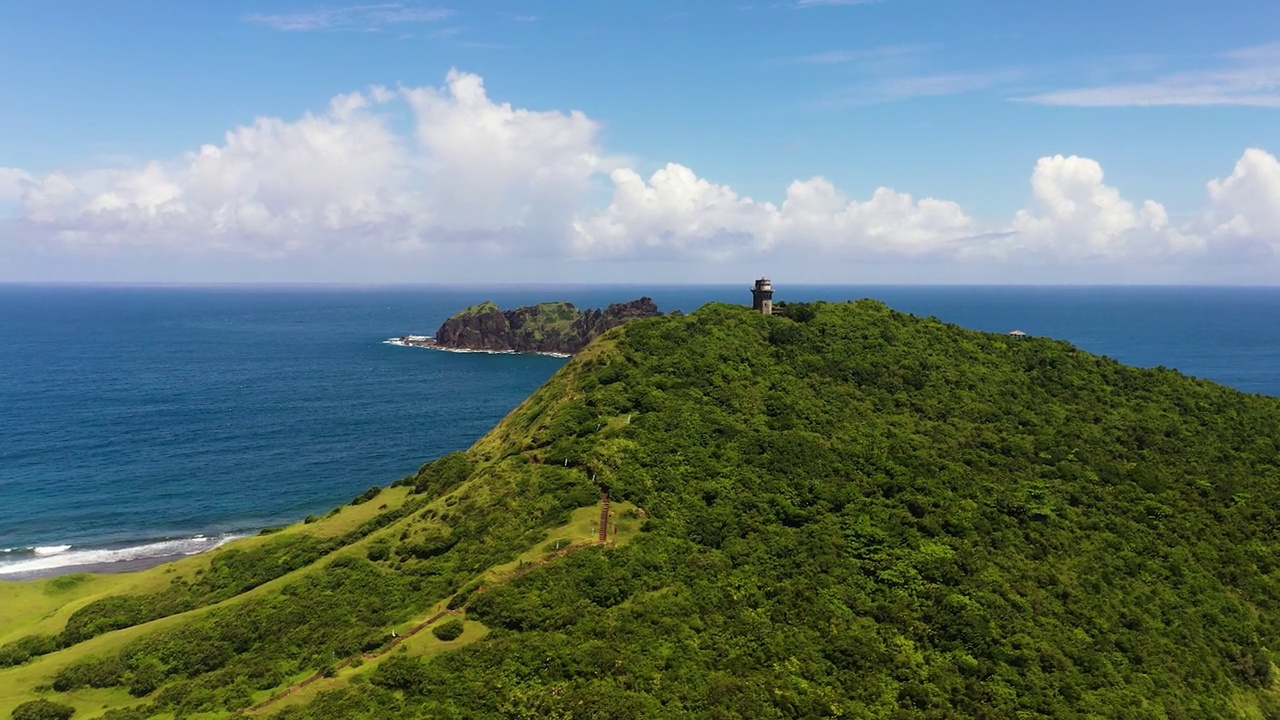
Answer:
xmin=0 ymin=535 xmax=241 ymax=576
xmin=384 ymin=337 xmax=570 ymax=358
xmin=33 ymin=545 xmax=72 ymax=556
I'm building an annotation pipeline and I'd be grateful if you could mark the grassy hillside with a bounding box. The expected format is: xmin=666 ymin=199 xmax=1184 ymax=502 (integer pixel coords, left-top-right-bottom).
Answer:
xmin=6 ymin=300 xmax=1280 ymax=719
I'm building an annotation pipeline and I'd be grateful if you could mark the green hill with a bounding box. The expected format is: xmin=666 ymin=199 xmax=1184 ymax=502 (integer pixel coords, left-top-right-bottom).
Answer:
xmin=4 ymin=300 xmax=1280 ymax=719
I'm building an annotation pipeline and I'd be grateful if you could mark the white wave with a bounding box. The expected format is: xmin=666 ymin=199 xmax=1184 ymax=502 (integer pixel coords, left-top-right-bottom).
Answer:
xmin=430 ymin=346 xmax=516 ymax=355
xmin=383 ymin=337 xmax=571 ymax=358
xmin=383 ymin=335 xmax=434 ymax=348
xmin=0 ymin=535 xmax=242 ymax=576
xmin=33 ymin=545 xmax=72 ymax=556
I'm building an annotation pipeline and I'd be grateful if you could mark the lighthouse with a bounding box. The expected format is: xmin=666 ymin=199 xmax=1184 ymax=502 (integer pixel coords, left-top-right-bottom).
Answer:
xmin=751 ymin=277 xmax=774 ymax=315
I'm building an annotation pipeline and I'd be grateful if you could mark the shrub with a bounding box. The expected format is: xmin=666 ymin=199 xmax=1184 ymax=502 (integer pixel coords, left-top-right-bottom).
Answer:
xmin=0 ymin=634 xmax=59 ymax=668
xmin=51 ymin=656 xmax=124 ymax=691
xmin=126 ymin=657 xmax=165 ymax=697
xmin=395 ymin=529 xmax=457 ymax=560
xmin=371 ymin=654 xmax=425 ymax=694
xmin=431 ymin=619 xmax=465 ymax=642
xmin=365 ymin=540 xmax=391 ymax=562
xmin=781 ymin=301 xmax=817 ymax=322
xmin=350 ymin=486 xmax=382 ymax=506
xmin=60 ymin=597 xmax=149 ymax=644
xmin=412 ymin=452 xmax=475 ymax=496
xmin=11 ymin=699 xmax=75 ymax=720
xmin=44 ymin=574 xmax=89 ymax=594
xmin=446 ymin=581 xmax=481 ymax=610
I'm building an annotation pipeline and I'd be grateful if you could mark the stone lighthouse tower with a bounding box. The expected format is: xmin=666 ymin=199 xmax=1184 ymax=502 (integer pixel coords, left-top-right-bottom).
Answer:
xmin=751 ymin=277 xmax=774 ymax=315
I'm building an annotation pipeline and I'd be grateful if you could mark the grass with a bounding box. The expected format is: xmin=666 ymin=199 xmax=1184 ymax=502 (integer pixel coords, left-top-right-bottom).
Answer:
xmin=288 ymin=486 xmax=413 ymax=539
xmin=477 ymin=501 xmax=641 ymax=585
xmin=0 ymin=574 xmax=132 ymax=646
xmin=0 ymin=487 xmax=419 ymax=719
xmin=5 ymin=686 xmax=142 ymax=720
xmin=292 ymin=486 xmax=412 ymax=543
xmin=250 ymin=619 xmax=491 ymax=715
xmin=0 ymin=603 xmax=209 ymax=718
xmin=469 ymin=337 xmax=617 ymax=463
xmin=0 ymin=487 xmax=414 ymax=642
xmin=451 ymin=301 xmax=500 ymax=318
xmin=238 ymin=500 xmax=639 ymax=716
xmin=0 ymin=482 xmax=636 ymax=719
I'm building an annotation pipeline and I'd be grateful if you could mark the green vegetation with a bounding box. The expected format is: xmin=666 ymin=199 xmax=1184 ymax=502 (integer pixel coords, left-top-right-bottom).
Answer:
xmin=433 ymin=297 xmax=660 ymax=355
xmin=430 ymin=619 xmax=464 ymax=642
xmin=450 ymin=301 xmax=500 ymax=318
xmin=349 ymin=486 xmax=382 ymax=506
xmin=5 ymin=299 xmax=1280 ymax=718
xmin=0 ymin=485 xmax=427 ymax=671
xmin=11 ymin=700 xmax=75 ymax=720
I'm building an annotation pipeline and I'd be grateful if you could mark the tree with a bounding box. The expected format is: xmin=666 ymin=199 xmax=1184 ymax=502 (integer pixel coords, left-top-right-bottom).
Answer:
xmin=431 ymin=619 xmax=465 ymax=642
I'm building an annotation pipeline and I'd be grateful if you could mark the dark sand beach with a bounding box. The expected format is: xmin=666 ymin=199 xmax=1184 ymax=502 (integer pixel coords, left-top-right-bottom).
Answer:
xmin=0 ymin=553 xmax=193 ymax=582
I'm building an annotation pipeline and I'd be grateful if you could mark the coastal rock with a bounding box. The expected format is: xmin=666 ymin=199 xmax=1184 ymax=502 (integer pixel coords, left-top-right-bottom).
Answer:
xmin=430 ymin=297 xmax=661 ymax=355
xmin=432 ymin=301 xmax=515 ymax=352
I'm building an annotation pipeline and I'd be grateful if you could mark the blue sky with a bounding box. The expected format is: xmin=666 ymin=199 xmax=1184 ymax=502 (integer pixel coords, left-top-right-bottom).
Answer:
xmin=3 ymin=0 xmax=1280 ymax=283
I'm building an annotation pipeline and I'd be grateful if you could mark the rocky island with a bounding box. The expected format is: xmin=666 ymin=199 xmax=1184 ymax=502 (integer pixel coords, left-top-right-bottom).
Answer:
xmin=388 ymin=297 xmax=661 ymax=356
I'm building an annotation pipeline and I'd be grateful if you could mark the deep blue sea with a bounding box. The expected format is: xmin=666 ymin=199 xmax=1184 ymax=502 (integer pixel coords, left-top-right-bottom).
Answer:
xmin=3 ymin=285 xmax=1279 ymax=575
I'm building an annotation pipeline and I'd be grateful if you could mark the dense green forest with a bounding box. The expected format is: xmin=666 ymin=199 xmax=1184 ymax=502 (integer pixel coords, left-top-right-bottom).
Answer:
xmin=4 ymin=300 xmax=1280 ymax=719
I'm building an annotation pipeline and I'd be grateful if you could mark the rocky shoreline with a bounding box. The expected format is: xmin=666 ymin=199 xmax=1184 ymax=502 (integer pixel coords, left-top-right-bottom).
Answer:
xmin=383 ymin=335 xmax=572 ymax=358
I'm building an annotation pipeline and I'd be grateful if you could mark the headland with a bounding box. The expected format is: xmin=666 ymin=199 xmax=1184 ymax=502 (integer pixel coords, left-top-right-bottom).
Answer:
xmin=387 ymin=296 xmax=661 ymax=356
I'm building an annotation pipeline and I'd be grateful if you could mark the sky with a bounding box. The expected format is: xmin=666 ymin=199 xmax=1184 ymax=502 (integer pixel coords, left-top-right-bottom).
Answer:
xmin=2 ymin=0 xmax=1280 ymax=284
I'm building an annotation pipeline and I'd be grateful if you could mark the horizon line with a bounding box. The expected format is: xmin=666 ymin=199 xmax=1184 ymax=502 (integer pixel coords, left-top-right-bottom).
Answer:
xmin=3 ymin=281 xmax=1280 ymax=290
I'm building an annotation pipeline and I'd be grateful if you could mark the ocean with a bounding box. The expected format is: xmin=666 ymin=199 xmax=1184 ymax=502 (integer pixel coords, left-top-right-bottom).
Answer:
xmin=2 ymin=284 xmax=1279 ymax=576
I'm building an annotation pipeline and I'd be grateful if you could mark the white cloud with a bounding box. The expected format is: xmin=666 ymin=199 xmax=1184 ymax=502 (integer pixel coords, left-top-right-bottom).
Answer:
xmin=1001 ymin=155 xmax=1198 ymax=261
xmin=13 ymin=88 xmax=408 ymax=253
xmin=571 ymin=164 xmax=974 ymax=260
xmin=401 ymin=70 xmax=602 ymax=236
xmin=0 ymin=167 xmax=31 ymax=202
xmin=795 ymin=0 xmax=881 ymax=7
xmin=777 ymin=179 xmax=975 ymax=256
xmin=5 ymin=71 xmax=601 ymax=257
xmin=1201 ymin=148 xmax=1280 ymax=258
xmin=874 ymin=70 xmax=1023 ymax=102
xmin=1020 ymin=43 xmax=1280 ymax=108
xmin=571 ymin=165 xmax=776 ymax=259
xmin=797 ymin=44 xmax=930 ymax=65
xmin=4 ymin=70 xmax=1280 ymax=279
xmin=818 ymin=69 xmax=1024 ymax=106
xmin=565 ymin=149 xmax=1277 ymax=267
xmin=244 ymin=4 xmax=452 ymax=32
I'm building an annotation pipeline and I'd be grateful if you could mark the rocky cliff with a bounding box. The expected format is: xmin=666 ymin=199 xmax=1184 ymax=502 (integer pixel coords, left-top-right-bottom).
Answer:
xmin=432 ymin=297 xmax=661 ymax=354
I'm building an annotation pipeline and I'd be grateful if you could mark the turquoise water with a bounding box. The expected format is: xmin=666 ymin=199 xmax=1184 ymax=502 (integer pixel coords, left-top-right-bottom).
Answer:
xmin=2 ymin=284 xmax=1278 ymax=574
